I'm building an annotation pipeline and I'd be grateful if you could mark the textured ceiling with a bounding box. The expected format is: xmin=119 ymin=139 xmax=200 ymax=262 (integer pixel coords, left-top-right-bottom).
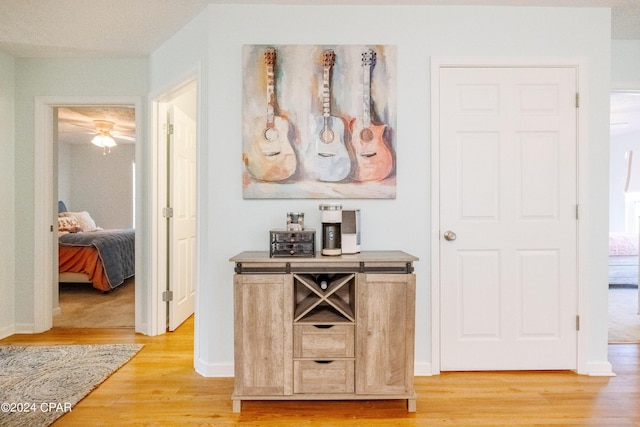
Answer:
xmin=0 ymin=0 xmax=637 ymax=58
xmin=58 ymin=106 xmax=136 ymax=145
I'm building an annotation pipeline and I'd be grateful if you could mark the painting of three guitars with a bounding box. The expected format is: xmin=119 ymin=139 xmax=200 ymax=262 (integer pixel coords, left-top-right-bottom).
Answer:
xmin=242 ymin=45 xmax=396 ymax=187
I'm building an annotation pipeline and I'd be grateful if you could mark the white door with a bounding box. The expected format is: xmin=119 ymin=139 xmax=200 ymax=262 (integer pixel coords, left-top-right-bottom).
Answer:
xmin=439 ymin=66 xmax=578 ymax=370
xmin=168 ymin=105 xmax=197 ymax=331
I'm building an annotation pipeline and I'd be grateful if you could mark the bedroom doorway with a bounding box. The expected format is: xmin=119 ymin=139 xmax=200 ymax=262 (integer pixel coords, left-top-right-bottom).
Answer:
xmin=54 ymin=105 xmax=137 ymax=328
xmin=32 ymin=96 xmax=143 ymax=334
xmin=608 ymin=90 xmax=640 ymax=344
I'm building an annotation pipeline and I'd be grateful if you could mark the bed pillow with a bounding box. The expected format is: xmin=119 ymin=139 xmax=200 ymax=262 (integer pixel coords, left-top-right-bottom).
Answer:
xmin=57 ymin=216 xmax=81 ymax=234
xmin=61 ymin=211 xmax=101 ymax=232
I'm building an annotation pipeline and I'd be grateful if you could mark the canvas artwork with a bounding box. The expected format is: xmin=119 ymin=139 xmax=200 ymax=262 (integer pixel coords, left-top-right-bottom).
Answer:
xmin=242 ymin=44 xmax=397 ymax=199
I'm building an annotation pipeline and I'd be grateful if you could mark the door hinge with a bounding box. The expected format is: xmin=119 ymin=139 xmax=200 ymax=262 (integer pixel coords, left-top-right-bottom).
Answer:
xmin=576 ymin=315 xmax=580 ymax=331
xmin=163 ymin=290 xmax=173 ymax=302
xmin=575 ymin=93 xmax=579 ymax=108
xmin=163 ymin=207 xmax=173 ymax=218
xmin=163 ymin=123 xmax=174 ymax=135
xmin=50 ymin=225 xmax=54 ymax=232
xmin=576 ymin=204 xmax=579 ymax=220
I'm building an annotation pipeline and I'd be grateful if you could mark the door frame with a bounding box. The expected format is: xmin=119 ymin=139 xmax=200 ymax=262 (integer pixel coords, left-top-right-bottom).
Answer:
xmin=150 ymin=72 xmax=200 ymax=335
xmin=430 ymin=58 xmax=590 ymax=375
xmin=33 ymin=95 xmax=144 ymax=333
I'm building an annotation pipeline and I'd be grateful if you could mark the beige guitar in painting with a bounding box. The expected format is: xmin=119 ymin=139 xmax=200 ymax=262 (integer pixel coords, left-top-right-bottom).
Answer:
xmin=244 ymin=48 xmax=297 ymax=182
xmin=349 ymin=49 xmax=393 ymax=182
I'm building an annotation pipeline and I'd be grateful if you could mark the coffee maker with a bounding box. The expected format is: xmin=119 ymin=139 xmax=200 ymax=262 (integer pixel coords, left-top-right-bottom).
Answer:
xmin=319 ymin=203 xmax=342 ymax=256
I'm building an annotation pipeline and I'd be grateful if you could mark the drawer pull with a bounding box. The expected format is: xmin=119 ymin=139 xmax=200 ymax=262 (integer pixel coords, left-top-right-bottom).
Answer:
xmin=313 ymin=324 xmax=333 ymax=329
xmin=314 ymin=360 xmax=333 ymax=364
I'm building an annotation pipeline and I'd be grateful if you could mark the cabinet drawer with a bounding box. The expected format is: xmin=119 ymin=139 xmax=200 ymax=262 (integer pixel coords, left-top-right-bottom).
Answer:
xmin=294 ymin=324 xmax=354 ymax=358
xmin=271 ymin=243 xmax=315 ymax=257
xmin=294 ymin=360 xmax=354 ymax=394
xmin=271 ymin=231 xmax=315 ymax=243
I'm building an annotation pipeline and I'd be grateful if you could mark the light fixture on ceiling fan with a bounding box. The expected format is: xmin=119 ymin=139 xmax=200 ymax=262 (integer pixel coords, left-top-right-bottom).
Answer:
xmin=91 ymin=120 xmax=117 ymax=154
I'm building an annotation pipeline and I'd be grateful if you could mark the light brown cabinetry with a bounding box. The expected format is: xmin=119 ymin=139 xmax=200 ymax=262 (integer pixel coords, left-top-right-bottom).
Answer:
xmin=230 ymin=251 xmax=418 ymax=413
xmin=233 ymin=274 xmax=292 ymax=397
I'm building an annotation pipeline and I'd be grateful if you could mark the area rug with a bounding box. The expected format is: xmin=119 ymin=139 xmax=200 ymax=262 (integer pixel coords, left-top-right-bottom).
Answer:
xmin=609 ymin=287 xmax=640 ymax=343
xmin=0 ymin=344 xmax=143 ymax=427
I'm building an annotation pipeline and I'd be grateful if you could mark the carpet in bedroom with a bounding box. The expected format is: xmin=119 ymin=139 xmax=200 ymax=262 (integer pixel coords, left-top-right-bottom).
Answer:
xmin=609 ymin=287 xmax=640 ymax=343
xmin=53 ymin=277 xmax=134 ymax=328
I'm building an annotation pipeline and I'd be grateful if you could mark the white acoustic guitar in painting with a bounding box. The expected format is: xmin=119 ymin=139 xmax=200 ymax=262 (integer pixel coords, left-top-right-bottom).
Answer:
xmin=306 ymin=49 xmax=351 ymax=182
xmin=244 ymin=47 xmax=297 ymax=182
xmin=349 ymin=49 xmax=393 ymax=181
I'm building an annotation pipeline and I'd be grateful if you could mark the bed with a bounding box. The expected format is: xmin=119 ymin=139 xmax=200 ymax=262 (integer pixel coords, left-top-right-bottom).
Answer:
xmin=609 ymin=232 xmax=639 ymax=286
xmin=57 ymin=203 xmax=135 ymax=292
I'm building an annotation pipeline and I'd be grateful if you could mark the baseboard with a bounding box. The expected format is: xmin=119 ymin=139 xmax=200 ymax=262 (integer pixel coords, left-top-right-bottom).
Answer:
xmin=195 ymin=359 xmax=233 ymax=377
xmin=414 ymin=362 xmax=434 ymax=376
xmin=585 ymin=360 xmax=616 ymax=377
xmin=14 ymin=323 xmax=34 ymax=334
xmin=0 ymin=324 xmax=16 ymax=340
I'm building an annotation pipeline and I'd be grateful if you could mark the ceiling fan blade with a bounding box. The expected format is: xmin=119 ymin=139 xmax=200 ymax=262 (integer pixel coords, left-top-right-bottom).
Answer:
xmin=109 ymin=130 xmax=136 ymax=142
xmin=58 ymin=120 xmax=96 ymax=131
xmin=113 ymin=134 xmax=136 ymax=142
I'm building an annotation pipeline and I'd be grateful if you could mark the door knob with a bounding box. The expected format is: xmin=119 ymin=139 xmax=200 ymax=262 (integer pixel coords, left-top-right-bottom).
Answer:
xmin=443 ymin=231 xmax=457 ymax=241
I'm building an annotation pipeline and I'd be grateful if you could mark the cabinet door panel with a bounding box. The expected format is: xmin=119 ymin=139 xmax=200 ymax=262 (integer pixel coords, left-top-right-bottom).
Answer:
xmin=356 ymin=274 xmax=415 ymax=394
xmin=234 ymin=274 xmax=293 ymax=396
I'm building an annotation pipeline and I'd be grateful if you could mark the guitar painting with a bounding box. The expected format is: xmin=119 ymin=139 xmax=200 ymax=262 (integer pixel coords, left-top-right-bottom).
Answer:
xmin=349 ymin=49 xmax=393 ymax=181
xmin=305 ymin=49 xmax=351 ymax=182
xmin=244 ymin=47 xmax=297 ymax=182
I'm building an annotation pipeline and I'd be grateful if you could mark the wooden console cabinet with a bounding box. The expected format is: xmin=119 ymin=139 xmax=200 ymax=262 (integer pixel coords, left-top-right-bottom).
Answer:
xmin=230 ymin=251 xmax=418 ymax=413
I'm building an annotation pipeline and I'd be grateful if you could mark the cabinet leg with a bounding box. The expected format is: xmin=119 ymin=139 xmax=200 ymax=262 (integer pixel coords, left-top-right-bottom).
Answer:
xmin=407 ymin=398 xmax=416 ymax=412
xmin=232 ymin=399 xmax=241 ymax=413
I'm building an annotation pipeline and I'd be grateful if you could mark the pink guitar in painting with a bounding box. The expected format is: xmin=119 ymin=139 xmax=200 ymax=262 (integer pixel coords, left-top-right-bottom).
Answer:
xmin=349 ymin=49 xmax=393 ymax=182
xmin=306 ymin=49 xmax=351 ymax=182
xmin=244 ymin=48 xmax=297 ymax=182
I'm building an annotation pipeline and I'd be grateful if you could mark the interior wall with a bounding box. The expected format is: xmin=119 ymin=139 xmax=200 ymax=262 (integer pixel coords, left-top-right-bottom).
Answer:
xmin=610 ymin=40 xmax=640 ymax=232
xmin=611 ymin=40 xmax=640 ymax=89
xmin=0 ymin=50 xmax=16 ymax=338
xmin=59 ymin=142 xmax=135 ymax=229
xmin=149 ymin=4 xmax=611 ymax=375
xmin=609 ymin=130 xmax=640 ymax=232
xmin=57 ymin=142 xmax=71 ymax=206
xmin=13 ymin=58 xmax=148 ymax=329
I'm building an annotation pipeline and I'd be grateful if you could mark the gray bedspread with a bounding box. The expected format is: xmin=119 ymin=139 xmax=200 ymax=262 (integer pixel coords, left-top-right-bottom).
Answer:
xmin=59 ymin=229 xmax=135 ymax=289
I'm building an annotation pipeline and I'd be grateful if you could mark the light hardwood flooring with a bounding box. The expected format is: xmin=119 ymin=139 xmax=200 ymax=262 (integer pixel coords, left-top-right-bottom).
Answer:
xmin=1 ymin=318 xmax=639 ymax=426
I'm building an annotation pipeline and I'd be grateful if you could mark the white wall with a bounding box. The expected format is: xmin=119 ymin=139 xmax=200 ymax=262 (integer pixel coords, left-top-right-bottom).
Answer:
xmin=148 ymin=4 xmax=611 ymax=375
xmin=58 ymin=143 xmax=135 ymax=229
xmin=13 ymin=58 xmax=148 ymax=328
xmin=610 ymin=40 xmax=640 ymax=232
xmin=57 ymin=141 xmax=71 ymax=206
xmin=0 ymin=50 xmax=15 ymax=338
xmin=612 ymin=40 xmax=640 ymax=89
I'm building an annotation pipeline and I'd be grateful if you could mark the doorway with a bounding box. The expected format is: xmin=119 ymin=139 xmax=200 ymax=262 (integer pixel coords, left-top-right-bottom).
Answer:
xmin=608 ymin=90 xmax=640 ymax=344
xmin=33 ymin=96 xmax=143 ymax=334
xmin=53 ymin=105 xmax=136 ymax=328
xmin=431 ymin=59 xmax=589 ymax=373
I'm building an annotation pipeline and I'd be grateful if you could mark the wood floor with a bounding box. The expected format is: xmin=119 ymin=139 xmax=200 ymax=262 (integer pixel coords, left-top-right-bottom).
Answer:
xmin=1 ymin=318 xmax=639 ymax=426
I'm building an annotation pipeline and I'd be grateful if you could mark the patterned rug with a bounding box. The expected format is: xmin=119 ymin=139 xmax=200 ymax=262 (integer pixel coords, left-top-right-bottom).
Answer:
xmin=0 ymin=344 xmax=143 ymax=426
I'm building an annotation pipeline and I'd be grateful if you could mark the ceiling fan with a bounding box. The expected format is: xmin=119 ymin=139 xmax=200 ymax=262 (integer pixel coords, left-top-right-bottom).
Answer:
xmin=57 ymin=106 xmax=136 ymax=153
